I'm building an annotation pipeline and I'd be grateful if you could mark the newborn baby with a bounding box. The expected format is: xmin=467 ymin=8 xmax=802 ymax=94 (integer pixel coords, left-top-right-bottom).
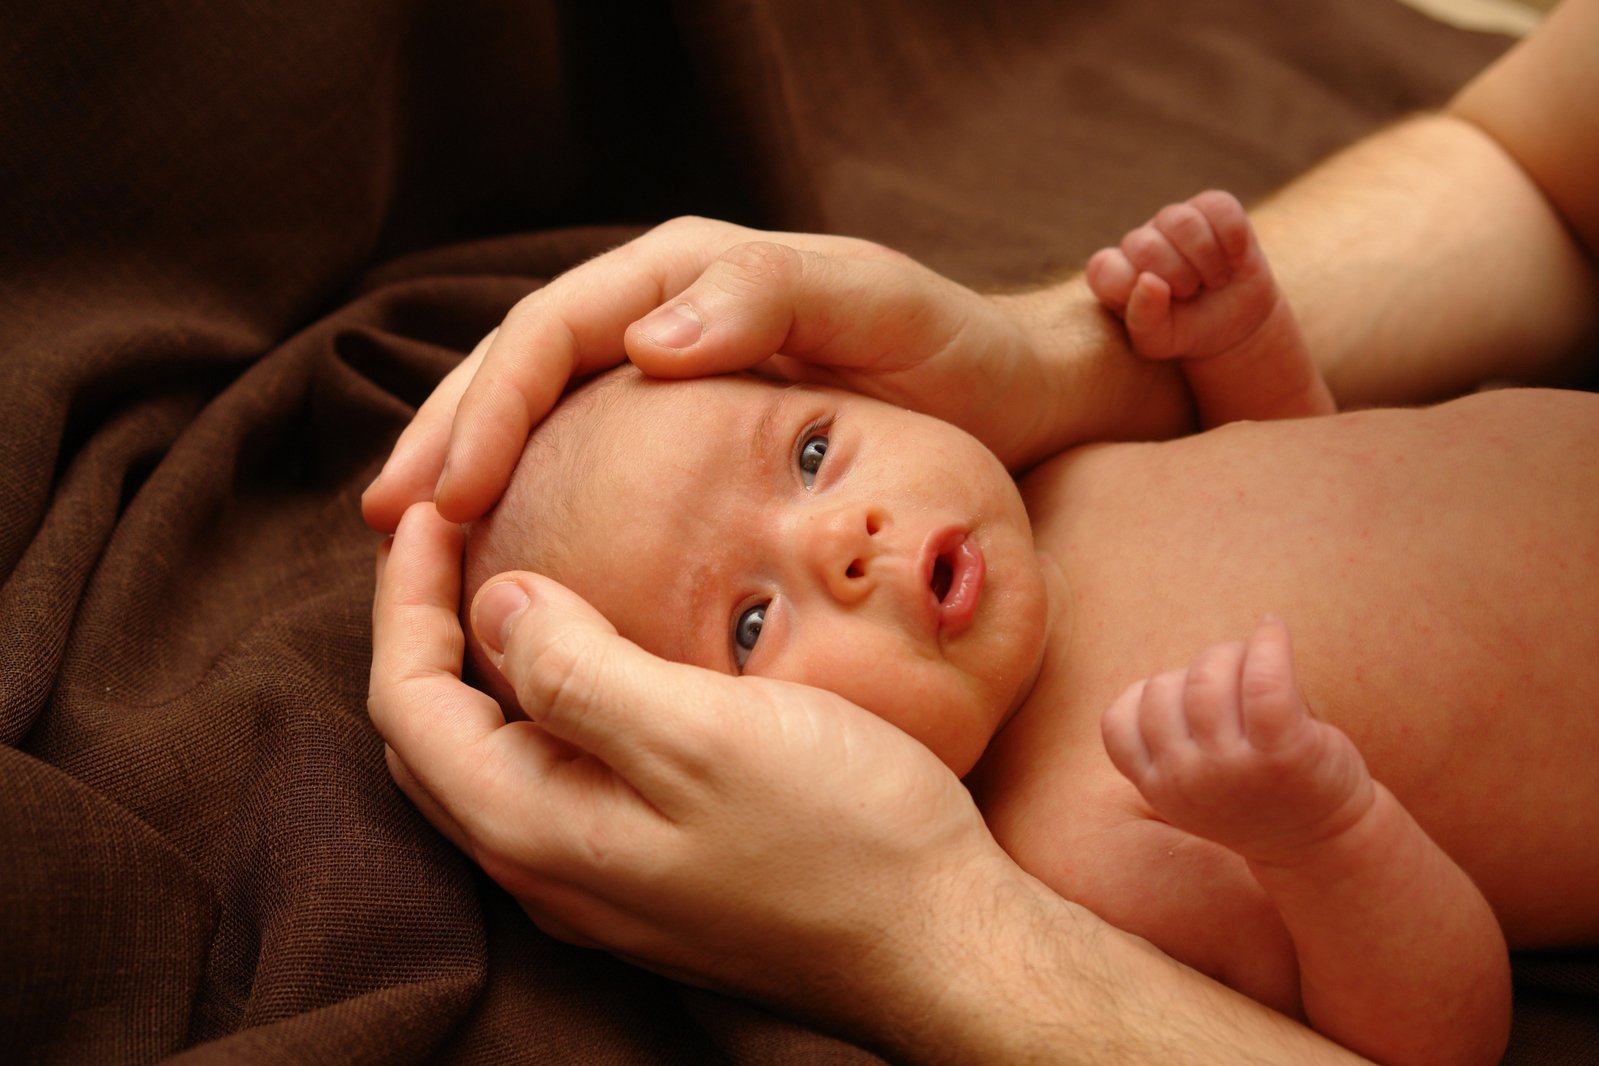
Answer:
xmin=462 ymin=193 xmax=1599 ymax=1066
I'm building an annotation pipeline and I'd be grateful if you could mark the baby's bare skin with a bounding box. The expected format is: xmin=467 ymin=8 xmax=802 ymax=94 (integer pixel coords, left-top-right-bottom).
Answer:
xmin=972 ymin=197 xmax=1599 ymax=1051
xmin=980 ymin=386 xmax=1599 ymax=929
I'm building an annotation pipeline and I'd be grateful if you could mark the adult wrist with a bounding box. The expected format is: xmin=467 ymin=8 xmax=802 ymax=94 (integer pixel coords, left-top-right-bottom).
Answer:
xmin=843 ymin=848 xmax=1369 ymax=1066
xmin=992 ymin=278 xmax=1195 ymax=466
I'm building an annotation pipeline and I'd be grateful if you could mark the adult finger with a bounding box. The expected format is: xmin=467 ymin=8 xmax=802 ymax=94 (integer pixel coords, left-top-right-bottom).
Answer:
xmin=368 ymin=503 xmax=538 ymax=799
xmin=623 ymin=237 xmax=940 ymax=380
xmin=437 ymin=222 xmax=981 ymax=522
xmin=384 ymin=743 xmax=470 ymax=854
xmin=361 ymin=332 xmax=493 ymax=533
xmin=433 ymin=218 xmax=756 ymax=522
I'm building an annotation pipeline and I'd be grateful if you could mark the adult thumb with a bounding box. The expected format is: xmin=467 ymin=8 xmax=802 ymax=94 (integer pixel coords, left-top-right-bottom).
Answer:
xmin=471 ymin=572 xmax=729 ymax=795
xmin=625 ymin=240 xmax=817 ymax=377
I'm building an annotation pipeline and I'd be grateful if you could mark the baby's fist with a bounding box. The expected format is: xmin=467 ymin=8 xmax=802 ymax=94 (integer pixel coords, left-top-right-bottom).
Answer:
xmin=1100 ymin=618 xmax=1375 ymax=866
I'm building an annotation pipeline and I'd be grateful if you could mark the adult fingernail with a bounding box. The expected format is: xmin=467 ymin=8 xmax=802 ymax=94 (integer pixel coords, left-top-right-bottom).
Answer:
xmin=476 ymin=581 xmax=530 ymax=655
xmin=637 ymin=302 xmax=703 ymax=349
xmin=432 ymin=460 xmax=451 ymax=502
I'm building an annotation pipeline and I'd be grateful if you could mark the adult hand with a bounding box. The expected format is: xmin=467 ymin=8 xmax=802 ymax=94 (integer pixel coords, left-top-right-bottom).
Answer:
xmin=368 ymin=501 xmax=1015 ymax=1031
xmin=360 ymin=217 xmax=1190 ymax=533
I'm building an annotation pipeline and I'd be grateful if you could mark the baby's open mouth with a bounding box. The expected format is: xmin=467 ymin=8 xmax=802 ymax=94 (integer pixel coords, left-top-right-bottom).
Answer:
xmin=923 ymin=531 xmax=985 ymax=639
xmin=930 ymin=556 xmax=954 ymax=602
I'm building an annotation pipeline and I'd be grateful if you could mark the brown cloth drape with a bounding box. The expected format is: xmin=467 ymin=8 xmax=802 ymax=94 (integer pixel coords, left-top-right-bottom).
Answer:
xmin=3 ymin=1 xmax=1593 ymax=1061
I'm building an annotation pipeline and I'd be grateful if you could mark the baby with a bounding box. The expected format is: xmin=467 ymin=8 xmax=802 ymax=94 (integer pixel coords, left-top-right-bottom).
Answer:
xmin=462 ymin=193 xmax=1599 ymax=1066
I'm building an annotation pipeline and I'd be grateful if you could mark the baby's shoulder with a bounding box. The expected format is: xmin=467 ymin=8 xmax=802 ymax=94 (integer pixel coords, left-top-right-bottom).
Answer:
xmin=974 ymin=731 xmax=1194 ymax=902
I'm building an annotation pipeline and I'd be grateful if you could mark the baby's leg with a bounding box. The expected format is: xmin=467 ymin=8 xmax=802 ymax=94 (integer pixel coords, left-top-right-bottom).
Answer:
xmin=1101 ymin=618 xmax=1509 ymax=1066
xmin=1086 ymin=191 xmax=1334 ymax=426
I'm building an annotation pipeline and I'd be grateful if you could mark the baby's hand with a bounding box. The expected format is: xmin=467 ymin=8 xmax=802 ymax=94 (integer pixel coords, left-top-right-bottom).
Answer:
xmin=1100 ymin=618 xmax=1375 ymax=867
xmin=1086 ymin=191 xmax=1282 ymax=362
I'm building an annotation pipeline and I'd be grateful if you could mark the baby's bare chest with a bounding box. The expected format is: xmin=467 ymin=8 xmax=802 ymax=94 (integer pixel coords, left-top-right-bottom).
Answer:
xmin=995 ymin=390 xmax=1599 ymax=942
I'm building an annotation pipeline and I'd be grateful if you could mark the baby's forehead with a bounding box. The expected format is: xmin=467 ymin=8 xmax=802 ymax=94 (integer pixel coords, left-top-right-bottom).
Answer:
xmin=566 ymin=365 xmax=773 ymax=416
xmin=504 ymin=367 xmax=779 ymax=504
xmin=557 ymin=368 xmax=789 ymax=447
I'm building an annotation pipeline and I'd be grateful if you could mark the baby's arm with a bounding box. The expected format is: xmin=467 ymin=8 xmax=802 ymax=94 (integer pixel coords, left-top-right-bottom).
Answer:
xmin=1087 ymin=191 xmax=1335 ymax=427
xmin=1101 ymin=619 xmax=1510 ymax=1066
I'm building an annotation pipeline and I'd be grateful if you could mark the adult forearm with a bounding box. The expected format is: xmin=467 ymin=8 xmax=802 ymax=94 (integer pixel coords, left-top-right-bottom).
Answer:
xmin=1251 ymin=113 xmax=1598 ymax=406
xmin=990 ymin=109 xmax=1599 ymax=464
xmin=850 ymin=862 xmax=1369 ymax=1066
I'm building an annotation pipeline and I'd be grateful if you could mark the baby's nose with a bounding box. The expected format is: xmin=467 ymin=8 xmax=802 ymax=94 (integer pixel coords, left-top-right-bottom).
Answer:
xmin=804 ymin=504 xmax=885 ymax=604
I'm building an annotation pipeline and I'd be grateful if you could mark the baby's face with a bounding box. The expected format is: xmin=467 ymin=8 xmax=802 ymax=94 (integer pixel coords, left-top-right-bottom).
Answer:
xmin=479 ymin=369 xmax=1050 ymax=775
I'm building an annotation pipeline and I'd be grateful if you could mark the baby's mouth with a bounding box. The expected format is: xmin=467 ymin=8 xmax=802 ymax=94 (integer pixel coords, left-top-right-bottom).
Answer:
xmin=922 ymin=530 xmax=985 ymax=639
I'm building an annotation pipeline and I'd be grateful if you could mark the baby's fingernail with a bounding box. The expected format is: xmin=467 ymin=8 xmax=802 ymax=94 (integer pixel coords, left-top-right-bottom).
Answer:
xmin=637 ymin=302 xmax=703 ymax=349
xmin=432 ymin=460 xmax=451 ymax=502
xmin=476 ymin=581 xmax=530 ymax=656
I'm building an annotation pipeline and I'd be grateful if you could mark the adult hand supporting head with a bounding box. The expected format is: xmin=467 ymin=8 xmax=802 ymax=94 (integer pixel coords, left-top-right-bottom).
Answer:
xmin=360 ymin=217 xmax=1191 ymax=533
xmin=368 ymin=500 xmax=1016 ymax=1041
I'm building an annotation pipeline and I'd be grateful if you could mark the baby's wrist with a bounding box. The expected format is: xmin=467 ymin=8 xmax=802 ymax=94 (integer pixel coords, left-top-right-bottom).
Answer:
xmin=1241 ymin=778 xmax=1388 ymax=877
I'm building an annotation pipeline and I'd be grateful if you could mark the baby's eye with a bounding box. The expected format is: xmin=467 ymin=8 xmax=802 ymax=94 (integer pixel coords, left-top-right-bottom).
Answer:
xmin=798 ymin=433 xmax=828 ymax=488
xmin=733 ymin=603 xmax=766 ymax=670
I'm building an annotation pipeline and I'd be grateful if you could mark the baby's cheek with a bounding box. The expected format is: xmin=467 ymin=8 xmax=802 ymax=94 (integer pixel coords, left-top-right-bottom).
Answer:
xmin=844 ymin=667 xmax=985 ymax=772
xmin=769 ymin=623 xmax=982 ymax=764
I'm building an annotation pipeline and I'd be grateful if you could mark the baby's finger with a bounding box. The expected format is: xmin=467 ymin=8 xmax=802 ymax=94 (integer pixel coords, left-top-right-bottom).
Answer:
xmin=1085 ymin=248 xmax=1137 ymax=312
xmin=1124 ymin=274 xmax=1177 ymax=357
xmin=1136 ymin=668 xmax=1194 ymax=760
xmin=1179 ymin=640 xmax=1247 ymax=750
xmin=1238 ymin=617 xmax=1304 ymax=751
xmin=1101 ymin=679 xmax=1154 ymax=781
xmin=1120 ymin=223 xmax=1203 ymax=300
xmin=1188 ymin=190 xmax=1254 ymax=263
xmin=1153 ymin=201 xmax=1230 ymax=290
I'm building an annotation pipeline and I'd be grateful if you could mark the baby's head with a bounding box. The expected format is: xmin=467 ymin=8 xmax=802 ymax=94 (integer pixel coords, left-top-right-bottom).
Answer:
xmin=464 ymin=365 xmax=1049 ymax=775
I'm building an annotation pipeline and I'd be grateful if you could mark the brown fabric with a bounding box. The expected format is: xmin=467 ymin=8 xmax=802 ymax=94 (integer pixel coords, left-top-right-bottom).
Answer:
xmin=3 ymin=0 xmax=1590 ymax=1061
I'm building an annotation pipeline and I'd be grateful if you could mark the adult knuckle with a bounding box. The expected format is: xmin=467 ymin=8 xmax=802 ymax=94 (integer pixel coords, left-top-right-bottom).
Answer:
xmin=651 ymin=214 xmax=748 ymax=252
xmin=655 ymin=213 xmax=713 ymax=236
xmin=516 ymin=623 xmax=599 ymax=719
xmin=719 ymin=240 xmax=804 ymax=290
xmin=837 ymin=234 xmax=909 ymax=264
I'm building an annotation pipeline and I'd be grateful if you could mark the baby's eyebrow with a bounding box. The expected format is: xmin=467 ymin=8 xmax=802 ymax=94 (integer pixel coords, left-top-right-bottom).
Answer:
xmin=746 ymin=391 xmax=789 ymax=470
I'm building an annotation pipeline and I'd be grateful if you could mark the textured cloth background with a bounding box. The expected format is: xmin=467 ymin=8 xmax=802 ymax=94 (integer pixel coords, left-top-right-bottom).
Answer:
xmin=3 ymin=0 xmax=1591 ymax=1061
